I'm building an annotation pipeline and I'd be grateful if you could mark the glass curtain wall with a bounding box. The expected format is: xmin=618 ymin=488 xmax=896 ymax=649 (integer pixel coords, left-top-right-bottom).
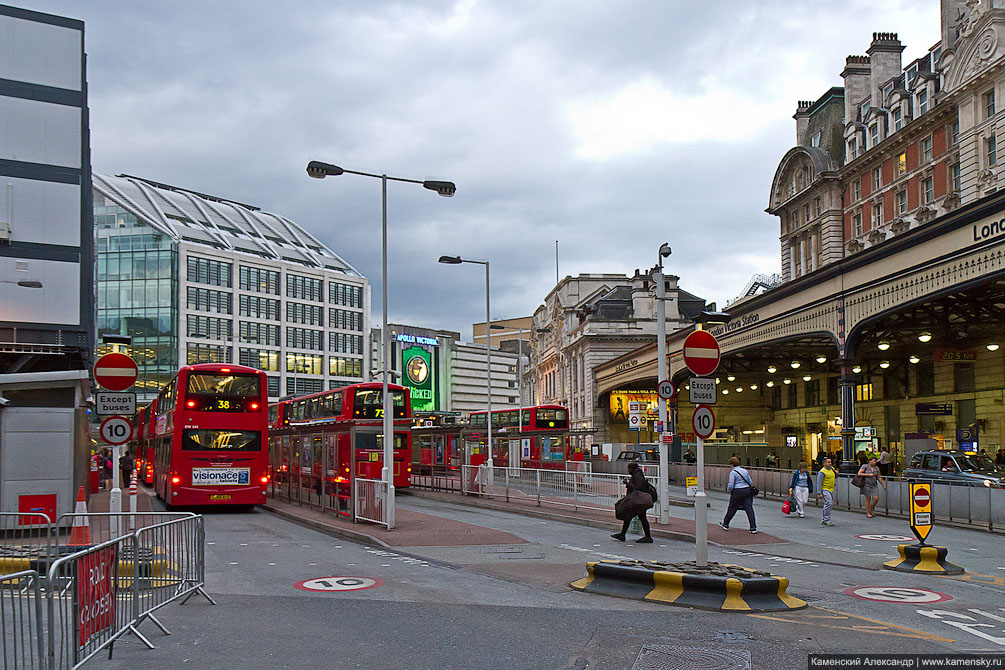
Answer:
xmin=94 ymin=193 xmax=178 ymax=401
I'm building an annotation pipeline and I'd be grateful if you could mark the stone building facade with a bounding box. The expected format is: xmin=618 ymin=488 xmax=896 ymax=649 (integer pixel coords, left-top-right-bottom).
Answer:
xmin=530 ymin=272 xmax=707 ymax=448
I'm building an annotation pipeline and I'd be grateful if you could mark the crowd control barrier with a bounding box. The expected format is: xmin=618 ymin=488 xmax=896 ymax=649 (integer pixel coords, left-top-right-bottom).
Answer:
xmin=0 ymin=511 xmax=213 ymax=669
xmin=354 ymin=478 xmax=390 ymax=529
xmin=0 ymin=569 xmax=46 ymax=669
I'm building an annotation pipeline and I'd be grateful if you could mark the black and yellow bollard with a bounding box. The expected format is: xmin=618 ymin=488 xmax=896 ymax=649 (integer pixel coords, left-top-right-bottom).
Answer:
xmin=883 ymin=543 xmax=964 ymax=576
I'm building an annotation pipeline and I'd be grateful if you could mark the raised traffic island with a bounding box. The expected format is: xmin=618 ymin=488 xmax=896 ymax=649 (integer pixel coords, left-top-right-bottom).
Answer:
xmin=883 ymin=544 xmax=965 ymax=576
xmin=570 ymin=559 xmax=806 ymax=612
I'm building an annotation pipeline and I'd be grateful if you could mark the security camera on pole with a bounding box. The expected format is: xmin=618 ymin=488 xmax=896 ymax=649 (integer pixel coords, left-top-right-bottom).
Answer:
xmin=652 ymin=243 xmax=672 ymax=524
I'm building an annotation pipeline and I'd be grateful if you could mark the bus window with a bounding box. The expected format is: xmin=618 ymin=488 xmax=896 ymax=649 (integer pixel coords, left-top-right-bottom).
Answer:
xmin=353 ymin=389 xmax=406 ymax=418
xmin=182 ymin=429 xmax=262 ymax=451
xmin=186 ymin=372 xmax=260 ymax=397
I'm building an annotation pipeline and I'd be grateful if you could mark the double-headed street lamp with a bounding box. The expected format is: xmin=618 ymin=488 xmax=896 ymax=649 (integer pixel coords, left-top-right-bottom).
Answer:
xmin=438 ymin=255 xmax=494 ymax=470
xmin=308 ymin=161 xmax=455 ymax=529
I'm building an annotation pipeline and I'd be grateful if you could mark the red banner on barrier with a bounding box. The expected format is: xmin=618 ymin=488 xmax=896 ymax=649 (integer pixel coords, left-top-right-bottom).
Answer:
xmin=77 ymin=545 xmax=117 ymax=647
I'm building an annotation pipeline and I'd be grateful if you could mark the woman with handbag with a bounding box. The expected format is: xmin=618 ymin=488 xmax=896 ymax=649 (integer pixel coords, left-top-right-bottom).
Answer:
xmin=611 ymin=462 xmax=654 ymax=543
xmin=857 ymin=456 xmax=886 ymax=518
xmin=788 ymin=461 xmax=814 ymax=518
xmin=718 ymin=457 xmax=758 ymax=534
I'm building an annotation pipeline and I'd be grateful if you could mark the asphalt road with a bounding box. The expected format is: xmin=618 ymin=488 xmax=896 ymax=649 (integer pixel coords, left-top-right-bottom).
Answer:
xmin=102 ymin=490 xmax=1005 ymax=669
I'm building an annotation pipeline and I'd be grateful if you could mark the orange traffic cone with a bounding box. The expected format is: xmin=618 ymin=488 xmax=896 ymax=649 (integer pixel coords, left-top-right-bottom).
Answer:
xmin=67 ymin=486 xmax=92 ymax=546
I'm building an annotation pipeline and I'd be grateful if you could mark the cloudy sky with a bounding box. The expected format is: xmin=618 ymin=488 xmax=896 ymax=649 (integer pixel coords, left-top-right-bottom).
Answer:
xmin=26 ymin=1 xmax=939 ymax=339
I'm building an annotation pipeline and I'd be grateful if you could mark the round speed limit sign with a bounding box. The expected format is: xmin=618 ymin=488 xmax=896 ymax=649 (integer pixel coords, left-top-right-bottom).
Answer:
xmin=99 ymin=415 xmax=133 ymax=446
xmin=692 ymin=405 xmax=715 ymax=439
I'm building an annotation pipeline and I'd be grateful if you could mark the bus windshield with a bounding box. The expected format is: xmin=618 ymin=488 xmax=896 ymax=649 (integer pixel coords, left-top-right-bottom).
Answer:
xmin=181 ymin=429 xmax=262 ymax=451
xmin=353 ymin=389 xmax=406 ymax=419
xmin=187 ymin=373 xmax=260 ymax=397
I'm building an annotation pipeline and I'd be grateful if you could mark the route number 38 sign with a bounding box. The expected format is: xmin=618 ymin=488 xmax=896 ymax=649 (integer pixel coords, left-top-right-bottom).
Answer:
xmin=77 ymin=545 xmax=117 ymax=647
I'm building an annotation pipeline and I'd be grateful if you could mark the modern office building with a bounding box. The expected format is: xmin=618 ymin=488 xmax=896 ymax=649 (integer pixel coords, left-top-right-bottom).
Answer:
xmin=0 ymin=4 xmax=93 ymax=373
xmin=0 ymin=4 xmax=92 ymax=518
xmin=94 ymin=174 xmax=369 ymax=401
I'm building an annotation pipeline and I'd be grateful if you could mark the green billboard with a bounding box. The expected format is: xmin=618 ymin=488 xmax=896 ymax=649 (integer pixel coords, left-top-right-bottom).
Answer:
xmin=402 ymin=345 xmax=437 ymax=411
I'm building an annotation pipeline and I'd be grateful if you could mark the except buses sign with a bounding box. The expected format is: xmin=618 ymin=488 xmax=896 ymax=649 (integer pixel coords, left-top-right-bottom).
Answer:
xmin=909 ymin=482 xmax=933 ymax=544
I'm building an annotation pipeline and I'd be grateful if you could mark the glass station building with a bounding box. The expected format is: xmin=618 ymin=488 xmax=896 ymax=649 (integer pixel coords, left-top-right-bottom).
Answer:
xmin=93 ymin=173 xmax=369 ymax=401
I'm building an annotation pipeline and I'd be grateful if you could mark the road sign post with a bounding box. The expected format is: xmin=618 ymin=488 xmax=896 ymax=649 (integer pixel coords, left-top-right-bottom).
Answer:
xmin=691 ymin=404 xmax=716 ymax=568
xmin=94 ymin=352 xmax=138 ymax=526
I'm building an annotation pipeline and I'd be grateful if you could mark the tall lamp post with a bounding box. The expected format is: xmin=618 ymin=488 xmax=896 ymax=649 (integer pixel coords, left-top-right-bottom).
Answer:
xmin=439 ymin=255 xmax=494 ymax=471
xmin=309 ymin=161 xmax=454 ymax=530
xmin=653 ymin=243 xmax=672 ymax=525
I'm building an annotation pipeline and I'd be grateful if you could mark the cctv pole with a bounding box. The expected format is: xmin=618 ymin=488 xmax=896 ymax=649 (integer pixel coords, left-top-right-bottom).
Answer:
xmin=655 ymin=252 xmax=670 ymax=525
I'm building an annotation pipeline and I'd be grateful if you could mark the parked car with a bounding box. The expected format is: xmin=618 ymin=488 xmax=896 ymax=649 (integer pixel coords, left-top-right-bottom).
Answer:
xmin=902 ymin=450 xmax=1005 ymax=488
xmin=615 ymin=447 xmax=660 ymax=463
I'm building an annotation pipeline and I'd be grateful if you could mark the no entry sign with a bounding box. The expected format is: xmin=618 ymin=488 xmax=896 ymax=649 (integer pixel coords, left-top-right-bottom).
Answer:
xmin=93 ymin=353 xmax=138 ymax=392
xmin=683 ymin=330 xmax=720 ymax=376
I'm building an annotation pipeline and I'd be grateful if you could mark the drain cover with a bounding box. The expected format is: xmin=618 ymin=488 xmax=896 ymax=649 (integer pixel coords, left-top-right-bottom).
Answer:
xmin=632 ymin=644 xmax=750 ymax=670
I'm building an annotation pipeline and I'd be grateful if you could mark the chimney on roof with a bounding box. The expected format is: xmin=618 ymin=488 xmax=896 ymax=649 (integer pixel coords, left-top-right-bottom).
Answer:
xmin=794 ymin=101 xmax=812 ymax=146
xmin=867 ymin=32 xmax=904 ymax=110
xmin=841 ymin=55 xmax=872 ymax=126
xmin=941 ymin=0 xmax=969 ymax=53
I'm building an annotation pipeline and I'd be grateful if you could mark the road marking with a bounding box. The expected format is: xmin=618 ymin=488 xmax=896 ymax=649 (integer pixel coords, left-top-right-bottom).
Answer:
xmin=917 ymin=608 xmax=1005 ymax=645
xmin=845 ymin=586 xmax=952 ymax=604
xmin=229 ymin=562 xmax=238 ymax=565
xmin=268 ymin=562 xmax=276 ymax=566
xmin=721 ymin=549 xmax=819 ymax=567
xmin=364 ymin=548 xmax=430 ymax=566
xmin=295 ymin=576 xmax=383 ymax=592
xmin=855 ymin=534 xmax=913 ymax=542
xmin=938 ymin=572 xmax=1005 ymax=588
xmin=749 ymin=607 xmax=955 ymax=642
xmin=558 ymin=543 xmax=634 ymax=562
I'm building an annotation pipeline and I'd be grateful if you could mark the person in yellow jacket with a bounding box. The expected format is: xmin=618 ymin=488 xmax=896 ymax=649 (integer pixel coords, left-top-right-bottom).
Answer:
xmin=815 ymin=457 xmax=837 ymax=526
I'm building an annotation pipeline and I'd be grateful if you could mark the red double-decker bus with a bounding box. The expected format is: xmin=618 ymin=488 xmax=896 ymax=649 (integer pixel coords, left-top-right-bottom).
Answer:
xmin=268 ymin=382 xmax=411 ymax=515
xmin=151 ymin=363 xmax=269 ymax=507
xmin=466 ymin=404 xmax=571 ymax=469
xmin=132 ymin=406 xmax=147 ymax=481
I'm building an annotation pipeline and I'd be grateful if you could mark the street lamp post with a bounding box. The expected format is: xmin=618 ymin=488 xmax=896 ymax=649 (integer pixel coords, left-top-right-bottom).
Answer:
xmin=653 ymin=243 xmax=672 ymax=525
xmin=309 ymin=161 xmax=454 ymax=530
xmin=439 ymin=256 xmax=493 ymax=472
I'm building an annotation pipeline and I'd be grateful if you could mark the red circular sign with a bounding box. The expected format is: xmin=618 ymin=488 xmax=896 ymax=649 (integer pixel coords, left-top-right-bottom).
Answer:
xmin=914 ymin=487 xmax=931 ymax=508
xmin=93 ymin=353 xmax=138 ymax=392
xmin=683 ymin=330 xmax=721 ymax=376
xmin=99 ymin=416 xmax=133 ymax=446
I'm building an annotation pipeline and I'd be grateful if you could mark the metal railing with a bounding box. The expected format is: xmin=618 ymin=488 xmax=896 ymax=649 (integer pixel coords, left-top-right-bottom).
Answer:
xmin=0 ymin=570 xmax=45 ymax=669
xmin=461 ymin=465 xmax=650 ymax=516
xmin=354 ymin=478 xmax=389 ymax=529
xmin=0 ymin=513 xmax=55 ymax=578
xmin=669 ymin=463 xmax=1005 ymax=532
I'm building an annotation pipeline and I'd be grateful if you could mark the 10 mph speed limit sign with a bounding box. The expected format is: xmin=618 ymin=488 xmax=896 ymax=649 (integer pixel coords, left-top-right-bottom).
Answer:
xmin=657 ymin=380 xmax=676 ymax=400
xmin=99 ymin=416 xmax=132 ymax=446
xmin=692 ymin=405 xmax=715 ymax=439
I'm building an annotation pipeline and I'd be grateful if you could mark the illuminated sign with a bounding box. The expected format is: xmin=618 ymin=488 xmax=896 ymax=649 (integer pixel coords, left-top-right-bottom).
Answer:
xmin=401 ymin=345 xmax=437 ymax=411
xmin=609 ymin=390 xmax=657 ymax=425
xmin=395 ymin=333 xmax=439 ymax=347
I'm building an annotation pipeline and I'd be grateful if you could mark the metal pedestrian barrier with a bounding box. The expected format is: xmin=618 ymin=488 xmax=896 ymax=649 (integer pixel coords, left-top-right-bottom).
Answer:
xmin=0 ymin=569 xmax=45 ymax=670
xmin=0 ymin=511 xmax=213 ymax=669
xmin=354 ymin=478 xmax=390 ymax=529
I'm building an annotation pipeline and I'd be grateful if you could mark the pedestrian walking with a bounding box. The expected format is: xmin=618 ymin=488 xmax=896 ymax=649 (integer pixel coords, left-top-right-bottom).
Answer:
xmin=787 ymin=461 xmax=814 ymax=518
xmin=816 ymin=457 xmax=837 ymax=526
xmin=878 ymin=447 xmax=891 ymax=476
xmin=611 ymin=462 xmax=654 ymax=543
xmin=101 ymin=448 xmax=113 ymax=490
xmin=766 ymin=450 xmax=778 ymax=469
xmin=857 ymin=456 xmax=886 ymax=518
xmin=119 ymin=449 xmax=135 ymax=485
xmin=718 ymin=457 xmax=758 ymax=534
